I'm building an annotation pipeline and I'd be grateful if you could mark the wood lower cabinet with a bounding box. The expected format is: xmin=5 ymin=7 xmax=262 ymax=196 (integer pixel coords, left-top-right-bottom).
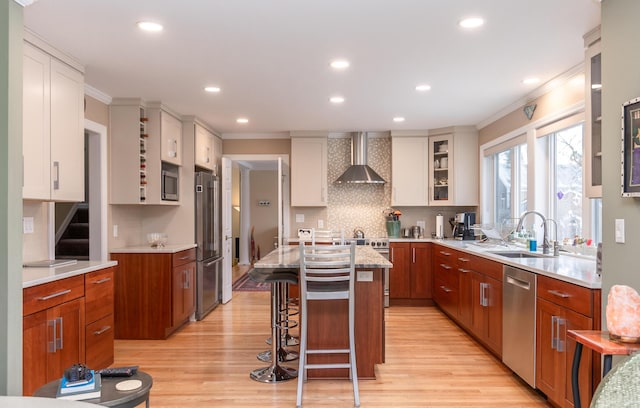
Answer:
xmin=112 ymin=248 xmax=197 ymax=339
xmin=389 ymin=242 xmax=431 ymax=304
xmin=432 ymin=245 xmax=503 ymax=357
xmin=23 ymin=275 xmax=86 ymax=396
xmin=536 ymin=275 xmax=600 ymax=408
xmin=84 ymin=267 xmax=115 ymax=369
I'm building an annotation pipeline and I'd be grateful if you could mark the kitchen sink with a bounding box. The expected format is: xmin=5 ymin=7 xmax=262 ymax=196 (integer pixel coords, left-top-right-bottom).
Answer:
xmin=487 ymin=250 xmax=551 ymax=259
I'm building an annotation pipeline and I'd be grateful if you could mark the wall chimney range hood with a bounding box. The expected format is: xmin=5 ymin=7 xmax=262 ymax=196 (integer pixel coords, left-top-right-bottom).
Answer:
xmin=335 ymin=132 xmax=386 ymax=184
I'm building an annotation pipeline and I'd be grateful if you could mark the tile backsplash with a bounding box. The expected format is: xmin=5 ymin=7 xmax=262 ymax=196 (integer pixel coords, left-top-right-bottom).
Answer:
xmin=290 ymin=134 xmax=478 ymax=239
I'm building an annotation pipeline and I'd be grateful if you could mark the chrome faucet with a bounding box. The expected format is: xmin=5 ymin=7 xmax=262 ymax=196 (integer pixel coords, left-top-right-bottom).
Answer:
xmin=516 ymin=211 xmax=550 ymax=255
xmin=545 ymin=218 xmax=560 ymax=256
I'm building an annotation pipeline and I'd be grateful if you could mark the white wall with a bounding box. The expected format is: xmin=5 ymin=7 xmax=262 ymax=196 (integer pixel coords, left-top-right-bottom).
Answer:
xmin=601 ymin=1 xmax=640 ymax=321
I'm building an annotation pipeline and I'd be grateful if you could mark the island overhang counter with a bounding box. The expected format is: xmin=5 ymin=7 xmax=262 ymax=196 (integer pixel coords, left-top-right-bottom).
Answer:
xmin=252 ymin=245 xmax=392 ymax=379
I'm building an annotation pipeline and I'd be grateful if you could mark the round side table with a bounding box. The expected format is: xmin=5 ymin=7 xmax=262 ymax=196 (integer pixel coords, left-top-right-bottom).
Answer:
xmin=33 ymin=371 xmax=153 ymax=408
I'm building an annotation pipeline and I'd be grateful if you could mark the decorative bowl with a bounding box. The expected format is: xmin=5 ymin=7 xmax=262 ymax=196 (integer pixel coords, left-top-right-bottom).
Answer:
xmin=147 ymin=233 xmax=168 ymax=248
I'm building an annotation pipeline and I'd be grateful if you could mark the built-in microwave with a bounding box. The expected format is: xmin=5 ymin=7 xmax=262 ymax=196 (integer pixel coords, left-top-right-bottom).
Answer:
xmin=161 ymin=164 xmax=179 ymax=201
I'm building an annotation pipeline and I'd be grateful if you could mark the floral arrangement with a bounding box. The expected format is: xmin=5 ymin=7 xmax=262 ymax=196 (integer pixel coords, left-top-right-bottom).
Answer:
xmin=384 ymin=208 xmax=402 ymax=221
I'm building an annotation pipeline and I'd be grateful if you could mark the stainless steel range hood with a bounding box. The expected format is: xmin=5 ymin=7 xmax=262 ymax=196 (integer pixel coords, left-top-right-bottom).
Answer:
xmin=335 ymin=132 xmax=386 ymax=184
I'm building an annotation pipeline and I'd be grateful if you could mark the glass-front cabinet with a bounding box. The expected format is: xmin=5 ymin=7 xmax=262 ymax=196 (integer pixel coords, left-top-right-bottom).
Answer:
xmin=429 ymin=135 xmax=452 ymax=205
xmin=584 ymin=26 xmax=602 ymax=198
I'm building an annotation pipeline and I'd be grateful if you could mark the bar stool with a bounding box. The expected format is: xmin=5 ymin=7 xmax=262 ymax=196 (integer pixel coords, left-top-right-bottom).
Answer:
xmin=249 ymin=268 xmax=298 ymax=382
xmin=296 ymin=242 xmax=359 ymax=407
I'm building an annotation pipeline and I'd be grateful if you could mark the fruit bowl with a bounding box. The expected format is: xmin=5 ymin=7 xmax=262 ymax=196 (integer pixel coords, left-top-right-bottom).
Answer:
xmin=147 ymin=233 xmax=168 ymax=248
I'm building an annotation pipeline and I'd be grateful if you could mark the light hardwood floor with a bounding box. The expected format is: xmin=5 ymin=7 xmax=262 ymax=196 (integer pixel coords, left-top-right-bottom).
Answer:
xmin=114 ymin=287 xmax=550 ymax=407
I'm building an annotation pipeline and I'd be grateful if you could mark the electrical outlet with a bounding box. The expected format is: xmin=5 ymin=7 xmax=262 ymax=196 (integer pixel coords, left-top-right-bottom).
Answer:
xmin=615 ymin=219 xmax=625 ymax=243
xmin=417 ymin=220 xmax=425 ymax=230
xmin=357 ymin=271 xmax=373 ymax=282
xmin=258 ymin=200 xmax=271 ymax=206
xmin=318 ymin=219 xmax=324 ymax=228
xmin=113 ymin=224 xmax=119 ymax=238
xmin=23 ymin=217 xmax=34 ymax=234
xmin=296 ymin=214 xmax=305 ymax=223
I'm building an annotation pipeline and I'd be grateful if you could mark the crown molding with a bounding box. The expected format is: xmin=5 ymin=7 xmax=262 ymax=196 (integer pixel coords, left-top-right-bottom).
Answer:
xmin=84 ymin=84 xmax=112 ymax=105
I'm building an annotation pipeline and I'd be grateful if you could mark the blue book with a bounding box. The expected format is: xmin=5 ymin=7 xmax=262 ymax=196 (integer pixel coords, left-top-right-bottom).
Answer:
xmin=56 ymin=373 xmax=101 ymax=400
xmin=59 ymin=370 xmax=95 ymax=394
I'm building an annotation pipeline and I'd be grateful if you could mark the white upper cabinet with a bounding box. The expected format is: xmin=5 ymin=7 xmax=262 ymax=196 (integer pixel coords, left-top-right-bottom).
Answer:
xmin=291 ymin=136 xmax=328 ymax=207
xmin=391 ymin=135 xmax=429 ymax=206
xmin=584 ymin=26 xmax=602 ymax=198
xmin=194 ymin=123 xmax=215 ymax=171
xmin=160 ymin=110 xmax=183 ymax=165
xmin=428 ymin=127 xmax=478 ymax=206
xmin=23 ymin=41 xmax=84 ymax=201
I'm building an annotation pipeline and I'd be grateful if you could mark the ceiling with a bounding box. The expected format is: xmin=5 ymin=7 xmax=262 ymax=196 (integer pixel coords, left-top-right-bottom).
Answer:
xmin=22 ymin=0 xmax=601 ymax=136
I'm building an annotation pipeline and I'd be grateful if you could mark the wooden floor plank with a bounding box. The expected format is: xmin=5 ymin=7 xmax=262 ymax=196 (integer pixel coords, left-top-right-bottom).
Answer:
xmin=114 ymin=291 xmax=550 ymax=407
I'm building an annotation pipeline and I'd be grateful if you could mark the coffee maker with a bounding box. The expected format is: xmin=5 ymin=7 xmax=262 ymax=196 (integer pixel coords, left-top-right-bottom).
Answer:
xmin=453 ymin=212 xmax=476 ymax=240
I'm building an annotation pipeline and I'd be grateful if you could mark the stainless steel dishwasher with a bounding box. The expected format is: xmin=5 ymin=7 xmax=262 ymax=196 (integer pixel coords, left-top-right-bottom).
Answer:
xmin=502 ymin=265 xmax=537 ymax=387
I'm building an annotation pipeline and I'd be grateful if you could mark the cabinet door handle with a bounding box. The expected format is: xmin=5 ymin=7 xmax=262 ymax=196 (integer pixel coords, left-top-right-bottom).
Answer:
xmin=548 ymin=289 xmax=570 ymax=299
xmin=556 ymin=317 xmax=566 ymax=352
xmin=440 ymin=263 xmax=452 ymax=270
xmin=412 ymin=248 xmax=416 ymax=263
xmin=56 ymin=317 xmax=64 ymax=350
xmin=480 ymin=283 xmax=487 ymax=307
xmin=390 ymin=248 xmax=394 ymax=263
xmin=551 ymin=316 xmax=558 ymax=350
xmin=53 ymin=161 xmax=60 ymax=190
xmin=206 ymin=147 xmax=210 ymax=163
xmin=183 ymin=269 xmax=190 ymax=289
xmin=93 ymin=325 xmax=112 ymax=336
xmin=440 ymin=285 xmax=452 ymax=293
xmin=48 ymin=319 xmax=57 ymax=353
xmin=38 ymin=289 xmax=71 ymax=301
xmin=93 ymin=277 xmax=112 ymax=284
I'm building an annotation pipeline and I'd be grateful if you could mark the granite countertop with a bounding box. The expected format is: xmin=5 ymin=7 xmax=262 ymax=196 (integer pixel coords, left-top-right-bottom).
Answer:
xmin=23 ymin=260 xmax=118 ymax=288
xmin=390 ymin=238 xmax=600 ymax=289
xmin=254 ymin=245 xmax=393 ymax=269
xmin=110 ymin=243 xmax=197 ymax=254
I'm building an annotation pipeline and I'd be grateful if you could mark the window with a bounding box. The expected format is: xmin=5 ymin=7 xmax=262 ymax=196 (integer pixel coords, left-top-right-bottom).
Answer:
xmin=481 ymin=113 xmax=602 ymax=255
xmin=482 ymin=137 xmax=527 ymax=235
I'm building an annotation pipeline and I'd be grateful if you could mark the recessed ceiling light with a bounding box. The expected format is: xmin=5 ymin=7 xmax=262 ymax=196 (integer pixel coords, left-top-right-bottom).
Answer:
xmin=236 ymin=118 xmax=249 ymax=124
xmin=330 ymin=60 xmax=350 ymax=69
xmin=393 ymin=117 xmax=405 ymax=123
xmin=459 ymin=17 xmax=484 ymax=29
xmin=204 ymin=86 xmax=221 ymax=93
xmin=522 ymin=77 xmax=540 ymax=85
xmin=137 ymin=21 xmax=163 ymax=32
xmin=415 ymin=84 xmax=431 ymax=92
xmin=329 ymin=96 xmax=345 ymax=104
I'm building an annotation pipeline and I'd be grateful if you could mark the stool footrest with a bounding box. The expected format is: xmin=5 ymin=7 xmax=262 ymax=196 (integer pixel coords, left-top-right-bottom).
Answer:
xmin=304 ymin=363 xmax=351 ymax=370
xmin=306 ymin=349 xmax=350 ymax=354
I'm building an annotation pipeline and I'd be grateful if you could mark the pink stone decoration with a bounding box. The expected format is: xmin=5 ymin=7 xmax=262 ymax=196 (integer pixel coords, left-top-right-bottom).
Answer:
xmin=606 ymin=285 xmax=640 ymax=339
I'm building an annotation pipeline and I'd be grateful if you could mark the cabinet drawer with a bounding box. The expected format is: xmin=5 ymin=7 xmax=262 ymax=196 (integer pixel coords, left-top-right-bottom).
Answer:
xmin=458 ymin=253 xmax=503 ymax=281
xmin=434 ymin=246 xmax=457 ymax=261
xmin=23 ymin=275 xmax=85 ymax=316
xmin=85 ymin=314 xmax=114 ymax=369
xmin=85 ymin=268 xmax=114 ymax=324
xmin=173 ymin=248 xmax=196 ymax=267
xmin=538 ymin=275 xmax=593 ymax=317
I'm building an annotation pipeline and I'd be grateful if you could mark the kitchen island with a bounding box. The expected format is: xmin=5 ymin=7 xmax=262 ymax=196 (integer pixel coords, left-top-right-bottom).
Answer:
xmin=253 ymin=245 xmax=392 ymax=379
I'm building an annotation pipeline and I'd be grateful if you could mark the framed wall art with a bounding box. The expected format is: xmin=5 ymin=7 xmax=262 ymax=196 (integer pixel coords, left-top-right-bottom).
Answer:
xmin=621 ymin=96 xmax=640 ymax=196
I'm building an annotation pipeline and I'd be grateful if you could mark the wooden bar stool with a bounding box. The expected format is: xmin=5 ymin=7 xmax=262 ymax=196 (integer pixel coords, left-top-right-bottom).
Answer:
xmin=296 ymin=242 xmax=359 ymax=407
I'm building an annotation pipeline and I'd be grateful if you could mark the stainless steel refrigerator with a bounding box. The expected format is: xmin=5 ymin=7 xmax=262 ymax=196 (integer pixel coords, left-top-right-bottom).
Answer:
xmin=195 ymin=171 xmax=222 ymax=320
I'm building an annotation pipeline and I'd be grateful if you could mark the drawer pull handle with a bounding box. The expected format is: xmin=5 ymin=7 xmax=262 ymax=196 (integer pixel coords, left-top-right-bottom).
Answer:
xmin=93 ymin=325 xmax=112 ymax=336
xmin=458 ymin=257 xmax=470 ymax=263
xmin=179 ymin=256 xmax=191 ymax=260
xmin=440 ymin=285 xmax=452 ymax=293
xmin=458 ymin=268 xmax=471 ymax=273
xmin=548 ymin=289 xmax=570 ymax=298
xmin=38 ymin=289 xmax=71 ymax=301
xmin=93 ymin=277 xmax=112 ymax=284
xmin=440 ymin=264 xmax=452 ymax=270
xmin=439 ymin=251 xmax=451 ymax=256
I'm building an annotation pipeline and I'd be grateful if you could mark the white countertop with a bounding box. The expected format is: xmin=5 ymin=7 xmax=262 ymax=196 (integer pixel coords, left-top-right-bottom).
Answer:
xmin=23 ymin=260 xmax=118 ymax=288
xmin=110 ymin=243 xmax=197 ymax=254
xmin=254 ymin=245 xmax=393 ymax=269
xmin=392 ymin=238 xmax=600 ymax=289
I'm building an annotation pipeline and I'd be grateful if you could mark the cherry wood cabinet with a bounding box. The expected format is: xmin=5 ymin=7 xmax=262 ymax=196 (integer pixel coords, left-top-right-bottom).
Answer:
xmin=84 ymin=267 xmax=115 ymax=370
xmin=23 ymin=276 xmax=86 ymax=396
xmin=112 ymin=248 xmax=197 ymax=339
xmin=389 ymin=242 xmax=431 ymax=304
xmin=432 ymin=245 xmax=502 ymax=357
xmin=536 ymin=275 xmax=600 ymax=408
